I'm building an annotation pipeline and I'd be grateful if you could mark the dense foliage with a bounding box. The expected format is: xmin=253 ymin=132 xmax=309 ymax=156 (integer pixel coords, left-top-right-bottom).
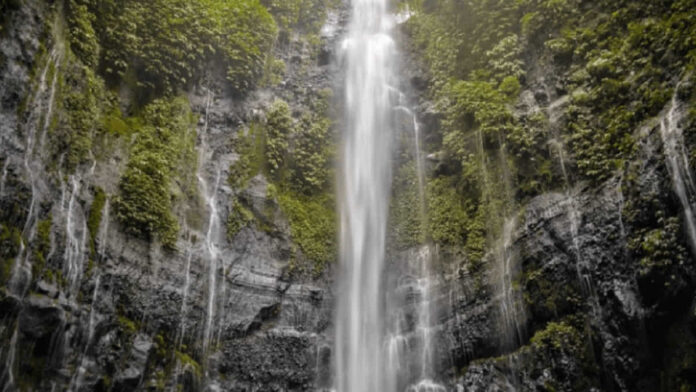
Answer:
xmin=399 ymin=0 xmax=696 ymax=258
xmin=68 ymin=0 xmax=277 ymax=96
xmin=227 ymin=91 xmax=336 ymax=274
xmin=114 ymin=97 xmax=197 ymax=248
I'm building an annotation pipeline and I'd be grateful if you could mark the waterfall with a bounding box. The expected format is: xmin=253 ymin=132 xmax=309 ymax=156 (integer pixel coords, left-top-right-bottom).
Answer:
xmin=659 ymin=93 xmax=696 ymax=254
xmin=70 ymin=274 xmax=101 ymax=392
xmin=63 ymin=175 xmax=88 ymax=295
xmin=200 ymin=169 xmax=222 ymax=353
xmin=97 ymin=199 xmax=110 ymax=260
xmin=335 ymin=0 xmax=396 ymax=391
xmin=7 ymin=50 xmax=61 ymax=297
xmin=393 ymin=96 xmax=445 ymax=391
xmin=178 ymin=247 xmax=193 ymax=347
xmin=494 ymin=217 xmax=526 ymax=351
xmin=195 ymin=88 xmax=225 ymax=381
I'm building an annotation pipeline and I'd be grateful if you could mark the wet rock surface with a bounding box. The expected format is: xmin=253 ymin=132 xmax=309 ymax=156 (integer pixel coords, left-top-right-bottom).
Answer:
xmin=0 ymin=2 xmax=346 ymax=391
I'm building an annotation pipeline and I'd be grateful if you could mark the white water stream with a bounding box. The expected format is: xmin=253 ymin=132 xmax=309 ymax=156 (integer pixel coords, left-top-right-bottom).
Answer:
xmin=8 ymin=50 xmax=61 ymax=297
xmin=659 ymin=93 xmax=696 ymax=254
xmin=335 ymin=1 xmax=444 ymax=391
xmin=335 ymin=0 xmax=396 ymax=390
xmin=63 ymin=175 xmax=88 ymax=295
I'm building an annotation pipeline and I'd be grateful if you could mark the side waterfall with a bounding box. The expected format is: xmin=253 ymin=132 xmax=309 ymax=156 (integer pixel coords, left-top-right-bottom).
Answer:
xmin=660 ymin=91 xmax=696 ymax=255
xmin=335 ymin=0 xmax=396 ymax=391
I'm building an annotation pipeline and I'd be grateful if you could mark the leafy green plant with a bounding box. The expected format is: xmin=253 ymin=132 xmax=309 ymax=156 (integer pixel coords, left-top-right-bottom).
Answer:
xmin=278 ymin=191 xmax=336 ymax=275
xmin=114 ymin=97 xmax=196 ymax=248
xmin=265 ymin=99 xmax=293 ymax=178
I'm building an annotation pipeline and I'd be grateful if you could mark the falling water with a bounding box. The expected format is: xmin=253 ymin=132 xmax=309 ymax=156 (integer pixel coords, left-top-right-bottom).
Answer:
xmin=196 ymin=88 xmax=223 ymax=361
xmin=335 ymin=0 xmax=396 ymax=390
xmin=199 ymin=172 xmax=222 ymax=355
xmin=178 ymin=247 xmax=193 ymax=346
xmin=1 ymin=328 xmax=18 ymax=392
xmin=97 ymin=199 xmax=110 ymax=259
xmin=0 ymin=159 xmax=9 ymax=196
xmin=659 ymin=93 xmax=696 ymax=254
xmin=406 ymin=248 xmax=445 ymax=392
xmin=23 ymin=50 xmax=59 ymax=236
xmin=495 ymin=218 xmax=526 ymax=351
xmin=63 ymin=175 xmax=88 ymax=294
xmin=70 ymin=274 xmax=101 ymax=392
xmin=395 ymin=95 xmax=445 ymax=391
xmin=547 ymin=97 xmax=601 ymax=316
xmin=8 ymin=50 xmax=61 ymax=297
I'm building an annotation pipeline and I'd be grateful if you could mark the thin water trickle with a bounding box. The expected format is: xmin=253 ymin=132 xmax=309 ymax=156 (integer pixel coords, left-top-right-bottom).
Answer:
xmin=178 ymin=247 xmax=193 ymax=347
xmin=495 ymin=217 xmax=526 ymax=350
xmin=616 ymin=176 xmax=627 ymax=242
xmin=0 ymin=159 xmax=9 ymax=196
xmin=2 ymin=328 xmax=18 ymax=392
xmin=196 ymin=88 xmax=223 ymax=362
xmin=70 ymin=274 xmax=101 ymax=392
xmin=411 ymin=247 xmax=440 ymax=384
xmin=38 ymin=53 xmax=60 ymax=153
xmin=548 ymin=106 xmax=601 ymax=317
xmin=659 ymin=93 xmax=696 ymax=254
xmin=8 ymin=50 xmax=62 ymax=297
xmin=97 ymin=199 xmax=110 ymax=260
xmin=23 ymin=51 xmax=60 ymax=235
xmin=335 ymin=0 xmax=396 ymax=390
xmin=200 ymin=169 xmax=221 ymax=354
xmin=63 ymin=175 xmax=88 ymax=294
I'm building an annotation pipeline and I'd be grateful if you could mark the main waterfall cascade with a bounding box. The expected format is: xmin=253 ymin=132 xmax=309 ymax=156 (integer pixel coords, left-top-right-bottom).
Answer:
xmin=335 ymin=0 xmax=394 ymax=389
xmin=335 ymin=1 xmax=443 ymax=391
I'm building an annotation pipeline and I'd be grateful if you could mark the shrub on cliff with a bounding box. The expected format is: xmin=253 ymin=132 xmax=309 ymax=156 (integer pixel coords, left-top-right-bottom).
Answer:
xmin=114 ymin=97 xmax=196 ymax=248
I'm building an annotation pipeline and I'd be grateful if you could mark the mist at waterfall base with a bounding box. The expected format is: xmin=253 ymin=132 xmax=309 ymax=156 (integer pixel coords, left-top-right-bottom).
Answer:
xmin=334 ymin=1 xmax=445 ymax=391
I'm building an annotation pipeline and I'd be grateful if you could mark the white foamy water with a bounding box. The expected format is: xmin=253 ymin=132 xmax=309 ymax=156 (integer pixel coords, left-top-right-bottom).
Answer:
xmin=335 ymin=0 xmax=397 ymax=391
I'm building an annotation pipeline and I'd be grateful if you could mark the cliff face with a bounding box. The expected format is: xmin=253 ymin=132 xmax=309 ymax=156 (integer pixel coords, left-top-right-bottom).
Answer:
xmin=1 ymin=1 xmax=696 ymax=392
xmin=393 ymin=0 xmax=696 ymax=390
xmin=0 ymin=1 xmax=343 ymax=391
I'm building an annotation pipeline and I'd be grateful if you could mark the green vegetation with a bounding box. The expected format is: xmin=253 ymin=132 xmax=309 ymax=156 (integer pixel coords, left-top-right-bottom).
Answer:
xmin=174 ymin=350 xmax=202 ymax=378
xmin=265 ymin=100 xmax=293 ymax=178
xmin=71 ymin=0 xmax=277 ymax=96
xmin=114 ymin=97 xmax=197 ymax=248
xmin=66 ymin=0 xmax=99 ymax=68
xmin=398 ymin=0 xmax=696 ymax=266
xmin=289 ymin=91 xmax=334 ymax=195
xmin=227 ymin=92 xmax=336 ymax=274
xmin=57 ymin=63 xmax=103 ymax=171
xmin=261 ymin=0 xmax=334 ymax=34
xmin=530 ymin=320 xmax=582 ymax=352
xmin=278 ymin=191 xmax=336 ymax=275
xmin=229 ymin=123 xmax=267 ymax=190
xmin=87 ymin=187 xmax=106 ymax=260
xmin=400 ymin=2 xmax=696 ymax=387
xmin=0 ymin=223 xmax=21 ymax=284
xmin=389 ymin=163 xmax=426 ymax=248
xmin=227 ymin=200 xmax=254 ymax=240
xmin=117 ymin=314 xmax=139 ymax=335
xmin=32 ymin=215 xmax=52 ymax=278
xmin=426 ymin=178 xmax=470 ymax=246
